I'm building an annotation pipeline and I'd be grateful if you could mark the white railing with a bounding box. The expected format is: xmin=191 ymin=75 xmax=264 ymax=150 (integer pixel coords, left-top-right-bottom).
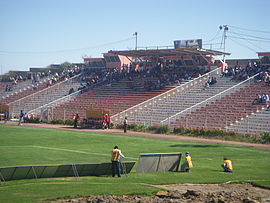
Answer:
xmin=8 ymin=73 xmax=81 ymax=118
xmin=160 ymin=73 xmax=259 ymax=126
xmin=1 ymin=75 xmax=55 ymax=100
xmin=26 ymin=90 xmax=81 ymax=122
xmin=225 ymin=103 xmax=269 ymax=134
xmin=111 ymin=68 xmax=221 ymax=124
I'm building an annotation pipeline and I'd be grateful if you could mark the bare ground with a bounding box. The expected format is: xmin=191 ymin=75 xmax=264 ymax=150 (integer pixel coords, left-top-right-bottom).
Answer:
xmin=53 ymin=183 xmax=270 ymax=203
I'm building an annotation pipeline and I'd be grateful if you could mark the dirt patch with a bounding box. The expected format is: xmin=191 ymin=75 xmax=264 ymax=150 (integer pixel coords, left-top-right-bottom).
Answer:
xmin=53 ymin=183 xmax=270 ymax=203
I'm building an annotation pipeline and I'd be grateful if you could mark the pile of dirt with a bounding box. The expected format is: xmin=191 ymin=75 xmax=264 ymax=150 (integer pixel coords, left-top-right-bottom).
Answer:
xmin=53 ymin=183 xmax=270 ymax=203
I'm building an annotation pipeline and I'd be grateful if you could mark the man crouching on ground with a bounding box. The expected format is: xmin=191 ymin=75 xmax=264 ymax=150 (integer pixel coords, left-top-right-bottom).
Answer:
xmin=221 ymin=157 xmax=233 ymax=172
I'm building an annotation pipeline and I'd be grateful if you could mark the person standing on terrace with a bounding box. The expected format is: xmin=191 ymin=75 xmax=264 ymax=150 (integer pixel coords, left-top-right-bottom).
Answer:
xmin=73 ymin=113 xmax=80 ymax=128
xmin=123 ymin=117 xmax=128 ymax=133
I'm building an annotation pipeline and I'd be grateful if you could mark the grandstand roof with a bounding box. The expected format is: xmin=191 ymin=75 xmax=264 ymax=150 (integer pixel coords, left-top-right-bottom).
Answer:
xmin=258 ymin=52 xmax=270 ymax=57
xmin=109 ymin=47 xmax=230 ymax=58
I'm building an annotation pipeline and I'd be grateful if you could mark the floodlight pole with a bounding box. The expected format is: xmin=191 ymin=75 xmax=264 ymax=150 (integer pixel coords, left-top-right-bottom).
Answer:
xmin=134 ymin=32 xmax=138 ymax=50
xmin=133 ymin=32 xmax=138 ymax=63
xmin=220 ymin=25 xmax=229 ymax=62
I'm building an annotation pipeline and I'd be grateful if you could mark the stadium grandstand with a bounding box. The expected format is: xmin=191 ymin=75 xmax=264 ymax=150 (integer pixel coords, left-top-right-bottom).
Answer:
xmin=0 ymin=39 xmax=269 ymax=135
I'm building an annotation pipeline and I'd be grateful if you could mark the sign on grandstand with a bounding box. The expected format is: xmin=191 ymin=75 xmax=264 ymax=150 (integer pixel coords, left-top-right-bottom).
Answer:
xmin=0 ymin=104 xmax=9 ymax=114
xmin=86 ymin=109 xmax=110 ymax=119
xmin=174 ymin=39 xmax=202 ymax=49
xmin=136 ymin=153 xmax=182 ymax=173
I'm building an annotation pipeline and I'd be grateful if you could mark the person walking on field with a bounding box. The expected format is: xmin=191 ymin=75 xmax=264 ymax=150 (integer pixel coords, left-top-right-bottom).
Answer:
xmin=111 ymin=146 xmax=125 ymax=177
xmin=221 ymin=157 xmax=233 ymax=172
xmin=123 ymin=117 xmax=128 ymax=133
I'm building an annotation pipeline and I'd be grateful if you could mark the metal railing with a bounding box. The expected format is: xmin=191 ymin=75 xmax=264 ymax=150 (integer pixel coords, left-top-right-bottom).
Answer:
xmin=111 ymin=68 xmax=221 ymax=124
xmin=26 ymin=90 xmax=81 ymax=122
xmin=225 ymin=104 xmax=270 ymax=134
xmin=1 ymin=77 xmax=50 ymax=100
xmin=8 ymin=73 xmax=81 ymax=118
xmin=160 ymin=73 xmax=259 ymax=127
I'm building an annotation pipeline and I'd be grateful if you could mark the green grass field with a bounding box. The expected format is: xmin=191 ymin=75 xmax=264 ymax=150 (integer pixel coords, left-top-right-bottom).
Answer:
xmin=0 ymin=125 xmax=270 ymax=202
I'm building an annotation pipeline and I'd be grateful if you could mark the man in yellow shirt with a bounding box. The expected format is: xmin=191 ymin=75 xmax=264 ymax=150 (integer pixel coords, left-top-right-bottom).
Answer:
xmin=221 ymin=157 xmax=233 ymax=173
xmin=181 ymin=152 xmax=193 ymax=172
xmin=111 ymin=146 xmax=125 ymax=177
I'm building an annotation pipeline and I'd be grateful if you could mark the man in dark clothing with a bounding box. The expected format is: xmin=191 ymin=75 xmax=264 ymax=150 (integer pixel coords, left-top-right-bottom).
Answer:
xmin=18 ymin=110 xmax=25 ymax=126
xmin=123 ymin=117 xmax=128 ymax=133
xmin=4 ymin=111 xmax=9 ymax=123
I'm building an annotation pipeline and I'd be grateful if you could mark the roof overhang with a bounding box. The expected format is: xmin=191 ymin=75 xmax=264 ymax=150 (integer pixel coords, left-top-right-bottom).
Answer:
xmin=84 ymin=58 xmax=104 ymax=62
xmin=258 ymin=52 xmax=270 ymax=57
xmin=109 ymin=47 xmax=230 ymax=58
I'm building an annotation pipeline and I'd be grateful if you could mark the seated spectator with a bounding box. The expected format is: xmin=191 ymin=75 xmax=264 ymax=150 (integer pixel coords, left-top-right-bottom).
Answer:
xmin=252 ymin=94 xmax=262 ymax=105
xmin=47 ymin=79 xmax=52 ymax=87
xmin=262 ymin=94 xmax=270 ymax=103
xmin=212 ymin=77 xmax=217 ymax=84
xmin=254 ymin=73 xmax=263 ymax=82
xmin=209 ymin=77 xmax=217 ymax=85
xmin=266 ymin=94 xmax=270 ymax=103
xmin=184 ymin=73 xmax=191 ymax=80
xmin=5 ymin=84 xmax=9 ymax=92
xmin=68 ymin=87 xmax=75 ymax=94
xmin=203 ymin=81 xmax=210 ymax=90
xmin=52 ymin=77 xmax=58 ymax=84
xmin=32 ymin=84 xmax=38 ymax=90
xmin=221 ymin=69 xmax=227 ymax=77
xmin=265 ymin=75 xmax=270 ymax=86
xmin=7 ymin=84 xmax=12 ymax=91
xmin=78 ymin=83 xmax=87 ymax=93
xmin=78 ymin=83 xmax=85 ymax=91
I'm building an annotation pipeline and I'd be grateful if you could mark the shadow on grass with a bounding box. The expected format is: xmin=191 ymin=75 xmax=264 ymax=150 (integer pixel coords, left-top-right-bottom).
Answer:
xmin=211 ymin=169 xmax=224 ymax=172
xmin=61 ymin=126 xmax=85 ymax=129
xmin=170 ymin=144 xmax=222 ymax=148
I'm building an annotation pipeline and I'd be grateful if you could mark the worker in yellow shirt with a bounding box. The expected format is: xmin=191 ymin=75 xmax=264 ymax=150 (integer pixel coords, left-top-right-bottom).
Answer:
xmin=181 ymin=152 xmax=193 ymax=172
xmin=111 ymin=146 xmax=125 ymax=177
xmin=221 ymin=157 xmax=233 ymax=173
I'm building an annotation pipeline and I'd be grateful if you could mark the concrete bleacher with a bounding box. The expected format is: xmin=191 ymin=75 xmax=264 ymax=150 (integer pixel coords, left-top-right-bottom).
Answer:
xmin=171 ymin=81 xmax=270 ymax=131
xmin=6 ymin=65 xmax=268 ymax=135
xmin=0 ymin=81 xmax=48 ymax=104
xmin=226 ymin=108 xmax=270 ymax=134
xmin=8 ymin=75 xmax=82 ymax=117
xmin=0 ymin=76 xmax=54 ymax=104
xmin=51 ymin=78 xmax=174 ymax=120
xmin=124 ymin=76 xmax=240 ymax=126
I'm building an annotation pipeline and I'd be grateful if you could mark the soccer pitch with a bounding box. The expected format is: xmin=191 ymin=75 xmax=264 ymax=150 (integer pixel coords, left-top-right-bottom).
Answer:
xmin=0 ymin=125 xmax=270 ymax=202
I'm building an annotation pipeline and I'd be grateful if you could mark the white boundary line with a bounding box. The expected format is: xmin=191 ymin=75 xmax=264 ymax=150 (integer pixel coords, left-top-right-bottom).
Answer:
xmin=0 ymin=145 xmax=138 ymax=160
xmin=32 ymin=145 xmax=138 ymax=160
xmin=226 ymin=147 xmax=270 ymax=154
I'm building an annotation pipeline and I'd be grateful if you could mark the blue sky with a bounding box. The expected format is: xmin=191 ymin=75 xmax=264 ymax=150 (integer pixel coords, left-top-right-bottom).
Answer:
xmin=0 ymin=0 xmax=270 ymax=74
